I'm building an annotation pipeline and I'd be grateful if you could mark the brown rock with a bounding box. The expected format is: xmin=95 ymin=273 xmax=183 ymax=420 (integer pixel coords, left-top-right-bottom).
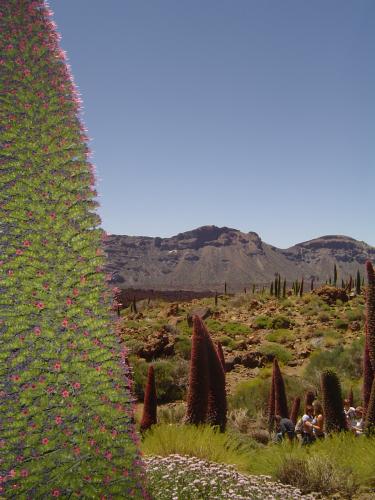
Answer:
xmin=186 ymin=307 xmax=212 ymax=327
xmin=312 ymin=285 xmax=348 ymax=305
xmin=349 ymin=321 xmax=361 ymax=332
xmin=137 ymin=328 xmax=174 ymax=361
xmin=166 ymin=303 xmax=180 ymax=317
xmin=240 ymin=351 xmax=266 ymax=368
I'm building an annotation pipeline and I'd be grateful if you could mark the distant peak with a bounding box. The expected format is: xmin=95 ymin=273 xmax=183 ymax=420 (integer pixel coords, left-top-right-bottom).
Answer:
xmin=176 ymin=225 xmax=238 ymax=241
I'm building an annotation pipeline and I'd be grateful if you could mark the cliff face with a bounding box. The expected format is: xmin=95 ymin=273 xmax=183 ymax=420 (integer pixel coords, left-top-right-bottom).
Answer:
xmin=102 ymin=226 xmax=375 ymax=291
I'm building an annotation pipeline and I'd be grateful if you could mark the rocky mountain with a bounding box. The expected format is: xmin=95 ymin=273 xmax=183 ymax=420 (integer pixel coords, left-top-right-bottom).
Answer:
xmin=102 ymin=225 xmax=375 ymax=291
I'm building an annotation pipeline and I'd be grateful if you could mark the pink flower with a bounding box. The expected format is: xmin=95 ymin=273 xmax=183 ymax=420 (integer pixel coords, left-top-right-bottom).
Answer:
xmin=23 ymin=240 xmax=31 ymax=247
xmin=52 ymin=490 xmax=60 ymax=497
xmin=62 ymin=390 xmax=69 ymax=398
xmin=42 ymin=438 xmax=49 ymax=445
xmin=20 ymin=469 xmax=28 ymax=478
xmin=104 ymin=451 xmax=112 ymax=461
xmin=73 ymin=447 xmax=80 ymax=456
xmin=35 ymin=302 xmax=44 ymax=310
xmin=8 ymin=270 xmax=14 ymax=276
xmin=73 ymin=382 xmax=80 ymax=389
xmin=50 ymin=212 xmax=56 ymax=219
xmin=61 ymin=318 xmax=68 ymax=328
xmin=34 ymin=326 xmax=41 ymax=336
xmin=54 ymin=362 xmax=61 ymax=371
xmin=55 ymin=416 xmax=62 ymax=425
xmin=73 ymin=288 xmax=79 ymax=296
xmin=8 ymin=469 xmax=16 ymax=478
xmin=66 ymin=297 xmax=72 ymax=305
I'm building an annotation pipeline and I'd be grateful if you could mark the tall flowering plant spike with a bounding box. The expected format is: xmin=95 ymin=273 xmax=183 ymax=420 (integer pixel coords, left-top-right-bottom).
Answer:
xmin=321 ymin=370 xmax=347 ymax=433
xmin=304 ymin=390 xmax=316 ymax=407
xmin=267 ymin=365 xmax=276 ymax=432
xmin=0 ymin=1 xmax=144 ymax=497
xmin=289 ymin=396 xmax=301 ymax=425
xmin=348 ymin=387 xmax=354 ymax=408
xmin=363 ymin=333 xmax=374 ymax=417
xmin=365 ymin=261 xmax=375 ymax=371
xmin=140 ymin=365 xmax=157 ymax=433
xmin=185 ymin=315 xmax=209 ymax=425
xmin=202 ymin=321 xmax=227 ymax=432
xmin=273 ymin=358 xmax=289 ymax=418
xmin=217 ymin=341 xmax=226 ymax=371
xmin=365 ymin=378 xmax=375 ymax=435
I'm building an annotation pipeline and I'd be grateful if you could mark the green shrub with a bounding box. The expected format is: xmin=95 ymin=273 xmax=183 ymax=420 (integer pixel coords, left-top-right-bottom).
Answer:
xmin=223 ymin=322 xmax=250 ymax=335
xmin=174 ymin=335 xmax=191 ymax=359
xmin=246 ymin=433 xmax=375 ymax=493
xmin=265 ymin=329 xmax=294 ymax=344
xmin=259 ymin=342 xmax=293 ymax=364
xmin=253 ymin=315 xmax=271 ymax=329
xmin=304 ymin=337 xmax=364 ymax=386
xmin=218 ymin=335 xmax=236 ymax=349
xmin=157 ymin=402 xmax=186 ymax=424
xmin=275 ymin=455 xmax=358 ymax=496
xmin=345 ymin=308 xmax=364 ymax=322
xmin=131 ymin=357 xmax=189 ymax=403
xmin=177 ymin=319 xmax=193 ymax=336
xmin=318 ymin=311 xmax=331 ymax=322
xmin=205 ymin=319 xmax=225 ymax=333
xmin=269 ymin=315 xmax=293 ymax=329
xmin=229 ymin=374 xmax=311 ymax=418
xmin=334 ymin=318 xmax=348 ymax=330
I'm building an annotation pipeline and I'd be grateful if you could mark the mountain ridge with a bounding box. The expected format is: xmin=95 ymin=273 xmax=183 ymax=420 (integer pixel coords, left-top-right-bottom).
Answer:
xmin=102 ymin=225 xmax=375 ymax=291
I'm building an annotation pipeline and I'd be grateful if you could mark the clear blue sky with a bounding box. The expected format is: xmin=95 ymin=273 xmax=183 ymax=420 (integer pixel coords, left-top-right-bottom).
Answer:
xmin=48 ymin=0 xmax=374 ymax=248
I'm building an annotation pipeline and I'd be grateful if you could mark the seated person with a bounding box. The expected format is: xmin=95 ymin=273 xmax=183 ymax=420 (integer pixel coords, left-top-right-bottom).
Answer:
xmin=301 ymin=405 xmax=315 ymax=445
xmin=274 ymin=414 xmax=296 ymax=442
xmin=312 ymin=401 xmax=325 ymax=438
xmin=351 ymin=406 xmax=364 ymax=436
xmin=344 ymin=399 xmax=356 ymax=427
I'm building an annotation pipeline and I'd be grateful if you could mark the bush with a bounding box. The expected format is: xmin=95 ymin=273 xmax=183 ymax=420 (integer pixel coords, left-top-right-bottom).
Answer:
xmin=318 ymin=311 xmax=331 ymax=323
xmin=265 ymin=329 xmax=295 ymax=344
xmin=229 ymin=374 xmax=312 ymax=419
xmin=275 ymin=455 xmax=358 ymax=496
xmin=247 ymin=433 xmax=375 ymax=495
xmin=259 ymin=342 xmax=293 ymax=364
xmin=205 ymin=319 xmax=225 ymax=333
xmin=345 ymin=308 xmax=364 ymax=322
xmin=174 ymin=335 xmax=191 ymax=359
xmin=253 ymin=315 xmax=271 ymax=329
xmin=223 ymin=322 xmax=250 ymax=335
xmin=270 ymin=315 xmax=293 ymax=329
xmin=157 ymin=402 xmax=186 ymax=424
xmin=303 ymin=337 xmax=364 ymax=386
xmin=334 ymin=318 xmax=348 ymax=330
xmin=131 ymin=357 xmax=189 ymax=403
xmin=218 ymin=335 xmax=236 ymax=349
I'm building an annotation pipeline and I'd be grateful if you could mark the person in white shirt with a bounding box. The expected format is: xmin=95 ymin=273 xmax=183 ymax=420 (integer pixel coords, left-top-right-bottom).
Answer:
xmin=351 ymin=406 xmax=363 ymax=436
xmin=301 ymin=405 xmax=315 ymax=445
xmin=344 ymin=399 xmax=356 ymax=428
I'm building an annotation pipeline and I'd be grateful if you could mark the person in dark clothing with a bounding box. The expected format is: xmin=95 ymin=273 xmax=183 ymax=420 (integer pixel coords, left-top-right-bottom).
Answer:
xmin=274 ymin=415 xmax=296 ymax=442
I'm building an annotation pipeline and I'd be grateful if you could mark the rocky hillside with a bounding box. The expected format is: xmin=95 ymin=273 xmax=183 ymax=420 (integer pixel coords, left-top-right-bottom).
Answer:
xmin=103 ymin=225 xmax=375 ymax=291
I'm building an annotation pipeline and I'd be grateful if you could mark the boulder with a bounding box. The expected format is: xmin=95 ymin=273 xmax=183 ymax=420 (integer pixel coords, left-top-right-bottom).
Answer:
xmin=312 ymin=285 xmax=348 ymax=305
xmin=349 ymin=321 xmax=361 ymax=332
xmin=137 ymin=328 xmax=174 ymax=361
xmin=186 ymin=307 xmax=212 ymax=327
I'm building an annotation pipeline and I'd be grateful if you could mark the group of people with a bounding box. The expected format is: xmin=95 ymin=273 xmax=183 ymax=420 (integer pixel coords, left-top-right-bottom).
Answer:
xmin=274 ymin=399 xmax=364 ymax=444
